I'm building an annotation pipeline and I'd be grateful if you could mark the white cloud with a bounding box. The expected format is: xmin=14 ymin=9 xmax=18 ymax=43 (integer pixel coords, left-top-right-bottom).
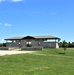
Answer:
xmin=0 ymin=0 xmax=24 ymax=3
xmin=0 ymin=0 xmax=5 ymax=3
xmin=4 ymin=23 xmax=12 ymax=26
xmin=11 ymin=0 xmax=24 ymax=2
xmin=0 ymin=22 xmax=12 ymax=26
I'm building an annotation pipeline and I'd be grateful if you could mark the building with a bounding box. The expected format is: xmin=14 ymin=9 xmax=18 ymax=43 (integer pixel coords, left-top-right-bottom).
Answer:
xmin=5 ymin=35 xmax=60 ymax=50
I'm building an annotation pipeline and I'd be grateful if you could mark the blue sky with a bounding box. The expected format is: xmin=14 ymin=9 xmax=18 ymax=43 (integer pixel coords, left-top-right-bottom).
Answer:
xmin=0 ymin=0 xmax=74 ymax=42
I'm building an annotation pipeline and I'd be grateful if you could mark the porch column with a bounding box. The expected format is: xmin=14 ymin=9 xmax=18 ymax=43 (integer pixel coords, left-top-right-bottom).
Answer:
xmin=55 ymin=39 xmax=57 ymax=43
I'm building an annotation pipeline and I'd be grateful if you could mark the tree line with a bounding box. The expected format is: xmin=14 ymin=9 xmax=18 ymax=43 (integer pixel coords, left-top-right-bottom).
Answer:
xmin=0 ymin=43 xmax=6 ymax=47
xmin=59 ymin=40 xmax=74 ymax=48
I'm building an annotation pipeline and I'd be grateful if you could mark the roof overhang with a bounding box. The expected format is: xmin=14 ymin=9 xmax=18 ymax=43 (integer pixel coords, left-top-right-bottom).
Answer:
xmin=4 ymin=35 xmax=61 ymax=41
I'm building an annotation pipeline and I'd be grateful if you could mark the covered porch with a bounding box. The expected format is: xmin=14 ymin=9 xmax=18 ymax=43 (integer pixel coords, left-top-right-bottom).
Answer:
xmin=5 ymin=35 xmax=61 ymax=50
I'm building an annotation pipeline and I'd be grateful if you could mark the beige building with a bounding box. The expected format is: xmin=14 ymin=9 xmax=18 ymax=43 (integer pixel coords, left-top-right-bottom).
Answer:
xmin=5 ymin=35 xmax=60 ymax=50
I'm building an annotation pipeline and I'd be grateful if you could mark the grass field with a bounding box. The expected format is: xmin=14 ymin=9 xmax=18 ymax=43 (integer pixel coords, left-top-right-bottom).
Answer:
xmin=0 ymin=48 xmax=74 ymax=75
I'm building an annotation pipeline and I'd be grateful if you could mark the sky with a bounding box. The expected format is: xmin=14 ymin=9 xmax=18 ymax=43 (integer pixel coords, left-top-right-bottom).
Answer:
xmin=0 ymin=0 xmax=74 ymax=43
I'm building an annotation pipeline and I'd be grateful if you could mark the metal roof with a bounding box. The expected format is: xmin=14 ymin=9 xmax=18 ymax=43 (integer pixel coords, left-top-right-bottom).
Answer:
xmin=5 ymin=37 xmax=23 ymax=40
xmin=5 ymin=35 xmax=60 ymax=40
xmin=34 ymin=36 xmax=59 ymax=39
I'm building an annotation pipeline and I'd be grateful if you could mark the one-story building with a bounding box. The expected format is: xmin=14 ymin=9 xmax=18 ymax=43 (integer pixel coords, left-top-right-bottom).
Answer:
xmin=5 ymin=35 xmax=60 ymax=50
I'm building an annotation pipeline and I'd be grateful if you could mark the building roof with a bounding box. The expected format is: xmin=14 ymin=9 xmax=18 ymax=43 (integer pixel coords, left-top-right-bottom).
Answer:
xmin=5 ymin=37 xmax=23 ymax=40
xmin=34 ymin=36 xmax=59 ymax=39
xmin=5 ymin=35 xmax=60 ymax=40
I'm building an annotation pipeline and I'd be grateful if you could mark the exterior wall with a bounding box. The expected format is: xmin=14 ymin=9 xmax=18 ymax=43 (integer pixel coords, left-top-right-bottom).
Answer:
xmin=43 ymin=42 xmax=56 ymax=48
xmin=56 ymin=42 xmax=59 ymax=48
xmin=6 ymin=39 xmax=59 ymax=48
xmin=40 ymin=41 xmax=56 ymax=48
xmin=21 ymin=39 xmax=41 ymax=47
xmin=6 ymin=43 xmax=19 ymax=47
xmin=20 ymin=40 xmax=26 ymax=47
xmin=6 ymin=40 xmax=22 ymax=47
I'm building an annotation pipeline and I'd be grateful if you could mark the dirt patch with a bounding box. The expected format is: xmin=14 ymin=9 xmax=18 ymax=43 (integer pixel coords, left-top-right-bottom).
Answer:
xmin=0 ymin=50 xmax=34 ymax=56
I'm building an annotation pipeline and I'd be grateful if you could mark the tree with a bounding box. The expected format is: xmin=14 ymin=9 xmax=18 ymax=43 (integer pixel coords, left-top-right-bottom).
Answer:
xmin=72 ymin=42 xmax=74 ymax=47
xmin=62 ymin=40 xmax=68 ymax=54
xmin=59 ymin=42 xmax=63 ymax=48
xmin=68 ymin=42 xmax=72 ymax=48
xmin=0 ymin=43 xmax=3 ymax=47
xmin=3 ymin=43 xmax=6 ymax=47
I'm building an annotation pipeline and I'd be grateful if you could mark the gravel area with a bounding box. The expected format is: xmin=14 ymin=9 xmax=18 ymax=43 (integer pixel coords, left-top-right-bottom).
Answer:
xmin=0 ymin=50 xmax=34 ymax=56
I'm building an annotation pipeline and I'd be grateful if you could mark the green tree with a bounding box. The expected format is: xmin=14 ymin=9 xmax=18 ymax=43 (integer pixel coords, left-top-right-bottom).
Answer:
xmin=72 ymin=42 xmax=74 ymax=47
xmin=3 ymin=43 xmax=6 ymax=47
xmin=59 ymin=42 xmax=63 ymax=48
xmin=0 ymin=43 xmax=3 ymax=47
xmin=62 ymin=40 xmax=68 ymax=54
xmin=68 ymin=42 xmax=72 ymax=48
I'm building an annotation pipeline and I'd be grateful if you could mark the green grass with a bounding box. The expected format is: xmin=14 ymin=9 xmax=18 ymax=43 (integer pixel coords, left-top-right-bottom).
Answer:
xmin=0 ymin=48 xmax=74 ymax=75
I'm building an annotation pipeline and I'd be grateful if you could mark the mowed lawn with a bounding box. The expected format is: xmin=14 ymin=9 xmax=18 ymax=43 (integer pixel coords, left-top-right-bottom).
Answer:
xmin=0 ymin=48 xmax=74 ymax=75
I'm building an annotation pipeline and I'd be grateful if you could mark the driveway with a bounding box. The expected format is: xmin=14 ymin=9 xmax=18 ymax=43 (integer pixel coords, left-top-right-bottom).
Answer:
xmin=0 ymin=50 xmax=34 ymax=56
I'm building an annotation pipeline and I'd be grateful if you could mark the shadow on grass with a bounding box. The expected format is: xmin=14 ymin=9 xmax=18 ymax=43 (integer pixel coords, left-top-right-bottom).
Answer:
xmin=59 ymin=52 xmax=65 ymax=54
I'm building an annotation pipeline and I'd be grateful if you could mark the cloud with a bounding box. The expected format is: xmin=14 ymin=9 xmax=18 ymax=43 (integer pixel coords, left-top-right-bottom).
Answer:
xmin=0 ymin=22 xmax=12 ymax=26
xmin=0 ymin=0 xmax=5 ymax=3
xmin=11 ymin=0 xmax=24 ymax=2
xmin=4 ymin=23 xmax=12 ymax=26
xmin=0 ymin=0 xmax=24 ymax=3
